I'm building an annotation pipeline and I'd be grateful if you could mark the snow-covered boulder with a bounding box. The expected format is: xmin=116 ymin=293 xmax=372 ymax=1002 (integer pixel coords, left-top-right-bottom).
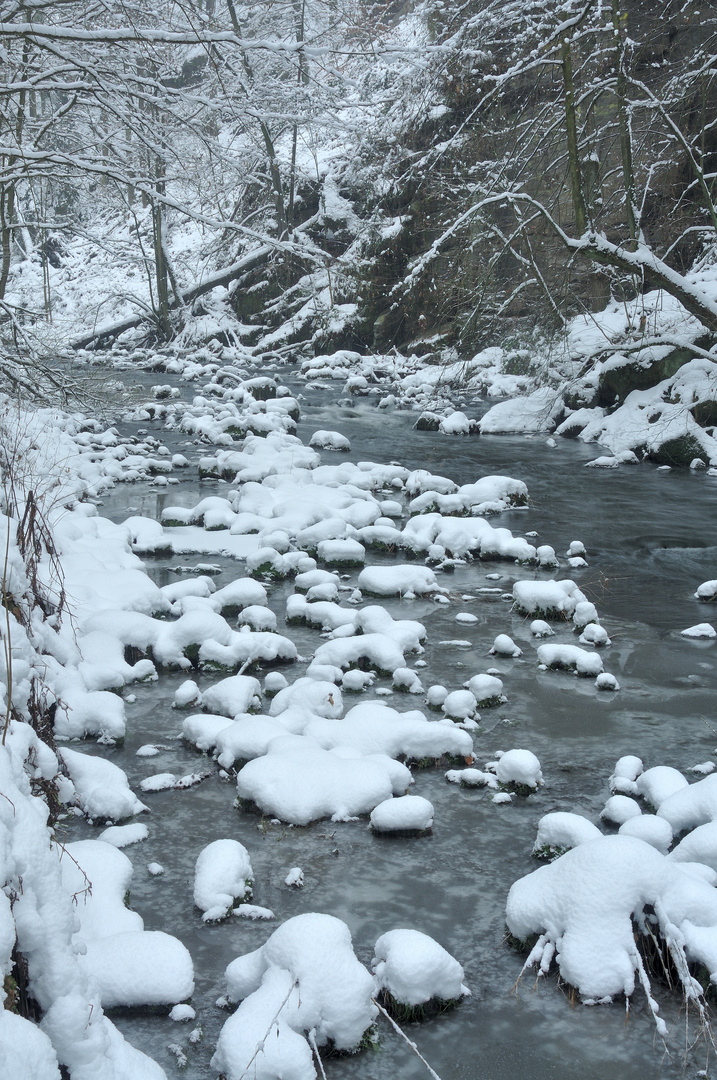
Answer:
xmin=357 ymin=564 xmax=441 ymax=597
xmin=58 ymin=748 xmax=147 ymax=822
xmin=512 ymin=579 xmax=588 ymax=618
xmin=305 ymin=701 xmax=473 ymax=762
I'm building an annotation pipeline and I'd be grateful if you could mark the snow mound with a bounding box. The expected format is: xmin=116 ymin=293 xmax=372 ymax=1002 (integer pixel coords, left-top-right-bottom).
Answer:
xmin=513 ymin=579 xmax=588 ymax=618
xmin=495 ymin=749 xmax=543 ymax=789
xmin=536 ymin=643 xmax=603 ymax=676
xmin=357 ymin=564 xmax=440 ymax=597
xmin=533 ymin=812 xmax=601 ymax=856
xmin=212 ymin=913 xmax=376 ymax=1079
xmin=370 ymin=795 xmax=434 ymax=833
xmin=372 ymin=928 xmax=469 ymax=1005
xmin=194 ymin=839 xmax=254 ymax=921
xmin=59 ymin=748 xmax=147 ymax=822
xmin=236 ymin=735 xmax=411 ymax=825
xmin=507 ymin=834 xmax=717 ymax=1009
xmin=305 ymin=701 xmax=473 ymax=762
xmin=681 ymin=622 xmax=717 ymax=638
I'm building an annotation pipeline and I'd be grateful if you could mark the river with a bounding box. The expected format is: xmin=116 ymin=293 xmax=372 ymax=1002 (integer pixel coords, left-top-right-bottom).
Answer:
xmin=63 ymin=364 xmax=717 ymax=1080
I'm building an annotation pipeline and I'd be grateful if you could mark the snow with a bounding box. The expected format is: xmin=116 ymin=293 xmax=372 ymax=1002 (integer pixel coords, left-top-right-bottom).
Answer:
xmin=657 ymin=773 xmax=717 ymax=832
xmin=511 ymin=583 xmax=587 ymax=626
xmin=490 ymin=634 xmax=522 ymax=657
xmin=213 ymin=913 xmax=376 ymax=1079
xmin=495 ymin=749 xmax=543 ymax=789
xmin=533 ymin=812 xmax=602 ymax=855
xmin=309 ymin=429 xmax=351 ymax=451
xmin=670 ymin=821 xmax=717 ymax=869
xmin=439 ymin=410 xmax=471 ymax=435
xmin=372 ymin=929 xmax=468 ymax=1004
xmin=59 ymin=748 xmax=147 ymax=822
xmin=97 ymin=823 xmax=149 ymax=848
xmin=236 ymin=735 xmax=412 ymax=824
xmin=8 ymin=266 xmax=717 ymax=1077
xmin=600 ymin=795 xmax=642 ymax=825
xmin=317 ymin=537 xmax=365 ymax=565
xmin=636 ymin=765 xmax=688 ymax=808
xmin=370 ymin=795 xmax=434 ymax=832
xmin=618 ymin=815 xmax=673 ymax=854
xmin=357 ymin=564 xmax=441 ymax=597
xmin=0 ymin=1011 xmax=61 ymax=1080
xmin=194 ymin=839 xmax=254 ymax=921
xmin=80 ymin=931 xmax=195 ymax=1009
xmin=681 ymin=622 xmax=717 ymax=638
xmin=140 ymin=772 xmax=177 ymax=793
xmin=445 ymin=767 xmax=499 ymax=789
xmin=442 ymin=690 xmax=478 ymax=720
xmin=506 ymin=834 xmax=717 ymax=1002
xmin=480 ymin=387 xmax=565 ymax=434
xmin=579 ymin=622 xmax=610 ymax=645
xmin=58 ymin=838 xmax=194 ymax=1007
xmin=536 ymin=643 xmax=604 ymax=676
xmin=464 ymin=673 xmax=504 ymax=705
xmin=170 ymin=1005 xmax=196 ymax=1022
xmin=305 ymin=700 xmax=473 ymax=761
xmin=201 ymin=674 xmax=262 ymax=718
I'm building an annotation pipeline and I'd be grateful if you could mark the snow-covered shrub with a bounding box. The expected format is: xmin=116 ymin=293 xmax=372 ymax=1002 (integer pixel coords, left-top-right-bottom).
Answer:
xmin=532 ymin=812 xmax=601 ymax=859
xmin=513 ymin=579 xmax=587 ymax=618
xmin=370 ymin=795 xmax=434 ymax=835
xmin=506 ymin=834 xmax=717 ymax=1025
xmin=493 ymin=749 xmax=543 ymax=791
xmin=536 ymin=643 xmax=603 ymax=676
xmin=194 ymin=839 xmax=254 ymax=922
xmin=212 ymin=913 xmax=376 ymax=1079
xmin=372 ymin=928 xmax=469 ymax=1016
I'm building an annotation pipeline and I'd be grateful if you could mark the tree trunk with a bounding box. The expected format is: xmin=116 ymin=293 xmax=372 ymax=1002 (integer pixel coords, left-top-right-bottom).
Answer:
xmin=611 ymin=0 xmax=637 ymax=246
xmin=561 ymin=34 xmax=588 ymax=237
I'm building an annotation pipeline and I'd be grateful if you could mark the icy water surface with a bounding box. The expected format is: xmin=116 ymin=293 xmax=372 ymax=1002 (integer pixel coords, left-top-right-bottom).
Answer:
xmin=69 ymin=372 xmax=717 ymax=1080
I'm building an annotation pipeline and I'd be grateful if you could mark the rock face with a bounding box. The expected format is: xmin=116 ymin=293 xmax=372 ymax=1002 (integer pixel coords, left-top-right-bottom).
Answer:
xmin=595 ymin=343 xmax=711 ymax=409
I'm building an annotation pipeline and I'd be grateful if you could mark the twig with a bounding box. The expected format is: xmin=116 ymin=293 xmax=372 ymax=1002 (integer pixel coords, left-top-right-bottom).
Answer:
xmin=307 ymin=1029 xmax=328 ymax=1080
xmin=372 ymin=997 xmax=444 ymax=1080
xmin=241 ymin=978 xmax=299 ymax=1076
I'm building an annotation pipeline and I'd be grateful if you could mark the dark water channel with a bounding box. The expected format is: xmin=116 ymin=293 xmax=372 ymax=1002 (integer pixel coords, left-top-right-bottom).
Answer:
xmin=68 ymin=369 xmax=717 ymax=1080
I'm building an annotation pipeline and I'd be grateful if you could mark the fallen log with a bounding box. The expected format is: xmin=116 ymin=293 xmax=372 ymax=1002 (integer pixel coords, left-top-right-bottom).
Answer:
xmin=71 ymin=244 xmax=272 ymax=350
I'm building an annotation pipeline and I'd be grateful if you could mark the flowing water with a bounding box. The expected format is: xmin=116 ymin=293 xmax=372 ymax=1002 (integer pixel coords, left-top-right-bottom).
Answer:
xmin=64 ymin=368 xmax=717 ymax=1080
